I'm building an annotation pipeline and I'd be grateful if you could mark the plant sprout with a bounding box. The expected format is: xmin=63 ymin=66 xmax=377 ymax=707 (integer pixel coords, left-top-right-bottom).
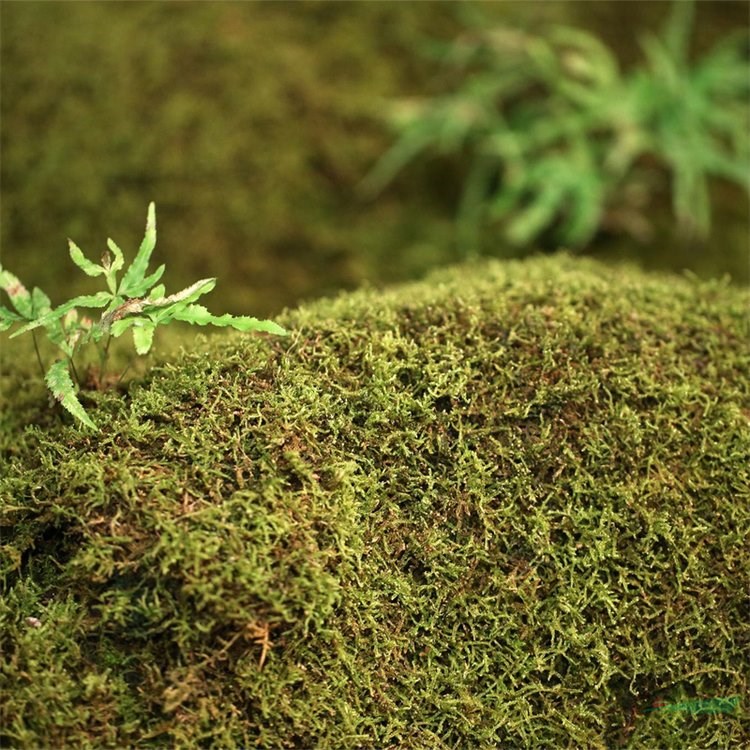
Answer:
xmin=0 ymin=203 xmax=287 ymax=430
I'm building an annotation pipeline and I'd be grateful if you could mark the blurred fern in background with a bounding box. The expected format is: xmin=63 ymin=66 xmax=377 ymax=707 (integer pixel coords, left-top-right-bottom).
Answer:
xmin=364 ymin=0 xmax=750 ymax=257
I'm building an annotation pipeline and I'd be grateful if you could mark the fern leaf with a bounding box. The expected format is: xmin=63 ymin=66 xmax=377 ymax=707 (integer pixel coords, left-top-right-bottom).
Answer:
xmin=9 ymin=292 xmax=112 ymax=338
xmin=146 ymin=278 xmax=217 ymax=309
xmin=171 ymin=304 xmax=288 ymax=335
xmin=123 ymin=264 xmax=166 ymax=299
xmin=45 ymin=360 xmax=98 ymax=431
xmin=0 ymin=306 xmax=24 ymax=331
xmin=31 ymin=287 xmax=52 ymax=317
xmin=0 ymin=266 xmax=34 ymax=318
xmin=105 ymin=239 xmax=126 ymax=273
xmin=68 ymin=240 xmax=106 ymax=277
xmin=119 ymin=202 xmax=157 ymax=296
xmin=132 ymin=322 xmax=156 ymax=355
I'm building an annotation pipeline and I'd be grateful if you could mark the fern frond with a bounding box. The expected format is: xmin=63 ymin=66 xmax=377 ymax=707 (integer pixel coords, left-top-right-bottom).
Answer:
xmin=45 ymin=359 xmax=98 ymax=431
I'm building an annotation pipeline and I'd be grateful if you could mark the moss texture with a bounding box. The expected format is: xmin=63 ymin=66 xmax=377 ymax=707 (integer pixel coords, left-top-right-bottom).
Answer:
xmin=1 ymin=254 xmax=749 ymax=748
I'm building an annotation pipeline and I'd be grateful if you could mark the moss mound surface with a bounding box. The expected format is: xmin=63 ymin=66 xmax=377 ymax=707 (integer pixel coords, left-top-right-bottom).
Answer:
xmin=1 ymin=255 xmax=749 ymax=749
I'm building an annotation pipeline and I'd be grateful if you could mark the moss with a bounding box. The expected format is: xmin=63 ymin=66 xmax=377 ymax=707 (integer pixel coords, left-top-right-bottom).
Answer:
xmin=1 ymin=254 xmax=749 ymax=748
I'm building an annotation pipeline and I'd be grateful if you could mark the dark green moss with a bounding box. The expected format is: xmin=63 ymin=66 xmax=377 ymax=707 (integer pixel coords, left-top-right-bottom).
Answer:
xmin=1 ymin=254 xmax=749 ymax=748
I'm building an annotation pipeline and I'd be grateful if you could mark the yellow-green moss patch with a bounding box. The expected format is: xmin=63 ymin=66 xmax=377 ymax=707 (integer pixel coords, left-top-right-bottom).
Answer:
xmin=1 ymin=254 xmax=748 ymax=748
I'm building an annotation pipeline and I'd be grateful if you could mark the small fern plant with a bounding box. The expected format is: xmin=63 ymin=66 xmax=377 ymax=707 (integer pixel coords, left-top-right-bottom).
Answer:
xmin=0 ymin=202 xmax=287 ymax=431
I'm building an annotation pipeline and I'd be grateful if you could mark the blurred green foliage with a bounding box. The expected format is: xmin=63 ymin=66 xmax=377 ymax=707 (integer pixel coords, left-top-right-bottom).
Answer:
xmin=1 ymin=1 xmax=748 ymax=318
xmin=365 ymin=0 xmax=750 ymax=257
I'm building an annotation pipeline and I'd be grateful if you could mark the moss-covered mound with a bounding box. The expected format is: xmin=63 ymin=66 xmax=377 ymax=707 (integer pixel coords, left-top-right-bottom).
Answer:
xmin=1 ymin=255 xmax=748 ymax=749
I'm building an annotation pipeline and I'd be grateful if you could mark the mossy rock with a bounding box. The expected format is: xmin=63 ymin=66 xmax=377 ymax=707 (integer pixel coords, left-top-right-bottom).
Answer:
xmin=1 ymin=255 xmax=748 ymax=749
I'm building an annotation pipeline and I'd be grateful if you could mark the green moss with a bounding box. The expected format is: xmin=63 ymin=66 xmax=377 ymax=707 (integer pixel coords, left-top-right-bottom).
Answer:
xmin=1 ymin=254 xmax=749 ymax=748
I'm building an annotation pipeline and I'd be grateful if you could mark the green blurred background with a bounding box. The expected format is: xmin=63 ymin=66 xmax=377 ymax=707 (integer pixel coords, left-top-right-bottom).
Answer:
xmin=1 ymin=1 xmax=747 ymax=319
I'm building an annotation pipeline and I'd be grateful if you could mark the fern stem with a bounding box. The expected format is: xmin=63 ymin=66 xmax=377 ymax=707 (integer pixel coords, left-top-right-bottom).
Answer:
xmin=31 ymin=331 xmax=46 ymax=380
xmin=99 ymin=332 xmax=112 ymax=383
xmin=115 ymin=358 xmax=133 ymax=388
xmin=68 ymin=356 xmax=82 ymax=388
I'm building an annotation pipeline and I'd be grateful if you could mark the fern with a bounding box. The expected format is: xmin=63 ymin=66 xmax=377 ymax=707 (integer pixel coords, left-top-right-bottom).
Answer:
xmin=1 ymin=203 xmax=287 ymax=430
xmin=44 ymin=360 xmax=98 ymax=431
xmin=364 ymin=0 xmax=749 ymax=254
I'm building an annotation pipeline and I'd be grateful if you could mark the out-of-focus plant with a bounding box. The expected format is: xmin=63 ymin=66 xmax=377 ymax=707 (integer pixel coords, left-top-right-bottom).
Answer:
xmin=363 ymin=0 xmax=750 ymax=255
